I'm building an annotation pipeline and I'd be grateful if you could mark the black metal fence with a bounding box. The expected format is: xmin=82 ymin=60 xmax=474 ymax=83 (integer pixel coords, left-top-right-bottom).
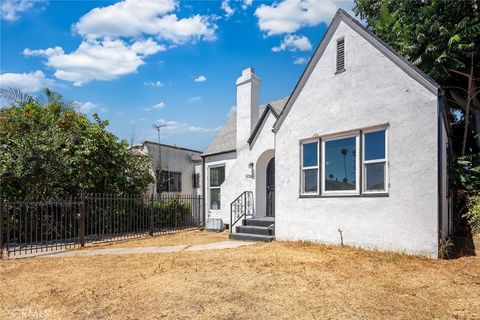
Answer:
xmin=0 ymin=194 xmax=203 ymax=257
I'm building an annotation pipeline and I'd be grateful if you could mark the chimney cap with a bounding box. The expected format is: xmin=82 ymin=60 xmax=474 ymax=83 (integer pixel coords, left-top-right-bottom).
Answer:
xmin=242 ymin=67 xmax=255 ymax=76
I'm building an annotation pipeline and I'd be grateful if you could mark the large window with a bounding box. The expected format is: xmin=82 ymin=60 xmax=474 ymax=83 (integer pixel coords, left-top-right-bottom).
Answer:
xmin=363 ymin=129 xmax=387 ymax=193
xmin=299 ymin=126 xmax=388 ymax=197
xmin=301 ymin=141 xmax=319 ymax=194
xmin=323 ymin=135 xmax=359 ymax=194
xmin=157 ymin=170 xmax=182 ymax=193
xmin=209 ymin=166 xmax=225 ymax=210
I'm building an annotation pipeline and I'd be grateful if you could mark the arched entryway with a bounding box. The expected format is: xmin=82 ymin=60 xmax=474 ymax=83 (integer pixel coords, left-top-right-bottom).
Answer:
xmin=255 ymin=149 xmax=275 ymax=218
xmin=266 ymin=157 xmax=275 ymax=217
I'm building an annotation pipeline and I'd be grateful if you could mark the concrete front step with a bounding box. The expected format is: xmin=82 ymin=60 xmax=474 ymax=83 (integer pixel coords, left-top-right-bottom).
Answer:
xmin=236 ymin=225 xmax=274 ymax=236
xmin=229 ymin=233 xmax=275 ymax=242
xmin=243 ymin=218 xmax=275 ymax=228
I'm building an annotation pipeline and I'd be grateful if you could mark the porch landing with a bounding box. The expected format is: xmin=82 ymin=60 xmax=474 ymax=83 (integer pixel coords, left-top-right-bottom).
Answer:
xmin=229 ymin=217 xmax=275 ymax=242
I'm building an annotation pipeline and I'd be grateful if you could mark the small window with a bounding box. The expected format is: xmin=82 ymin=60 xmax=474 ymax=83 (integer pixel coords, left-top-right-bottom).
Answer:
xmin=192 ymin=173 xmax=200 ymax=189
xmin=209 ymin=166 xmax=225 ymax=210
xmin=301 ymin=141 xmax=319 ymax=194
xmin=363 ymin=129 xmax=387 ymax=192
xmin=336 ymin=38 xmax=345 ymax=73
xmin=158 ymin=171 xmax=182 ymax=193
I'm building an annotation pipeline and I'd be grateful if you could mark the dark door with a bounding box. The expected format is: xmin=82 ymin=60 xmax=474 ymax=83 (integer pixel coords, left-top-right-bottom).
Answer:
xmin=266 ymin=157 xmax=275 ymax=217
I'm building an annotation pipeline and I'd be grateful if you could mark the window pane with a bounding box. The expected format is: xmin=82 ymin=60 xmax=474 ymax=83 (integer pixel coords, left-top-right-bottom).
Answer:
xmin=210 ymin=167 xmax=225 ymax=187
xmin=325 ymin=137 xmax=356 ymax=191
xmin=303 ymin=142 xmax=318 ymax=167
xmin=210 ymin=188 xmax=221 ymax=210
xmin=303 ymin=169 xmax=318 ymax=192
xmin=365 ymin=163 xmax=385 ymax=191
xmin=365 ymin=130 xmax=385 ymax=160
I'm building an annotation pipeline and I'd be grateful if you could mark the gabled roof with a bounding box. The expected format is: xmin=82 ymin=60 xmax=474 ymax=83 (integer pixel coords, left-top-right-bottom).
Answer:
xmin=203 ymin=97 xmax=288 ymax=157
xmin=273 ymin=9 xmax=441 ymax=133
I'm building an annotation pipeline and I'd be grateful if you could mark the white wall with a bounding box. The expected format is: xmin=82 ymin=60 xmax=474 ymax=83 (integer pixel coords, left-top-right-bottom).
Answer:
xmin=204 ymin=111 xmax=277 ymax=226
xmin=145 ymin=143 xmax=202 ymax=196
xmin=275 ymin=21 xmax=440 ymax=257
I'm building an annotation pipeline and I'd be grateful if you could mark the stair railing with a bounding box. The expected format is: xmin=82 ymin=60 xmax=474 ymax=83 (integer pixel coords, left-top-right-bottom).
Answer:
xmin=230 ymin=191 xmax=254 ymax=233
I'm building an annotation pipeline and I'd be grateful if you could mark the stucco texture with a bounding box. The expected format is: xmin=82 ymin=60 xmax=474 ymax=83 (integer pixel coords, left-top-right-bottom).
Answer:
xmin=275 ymin=21 xmax=440 ymax=257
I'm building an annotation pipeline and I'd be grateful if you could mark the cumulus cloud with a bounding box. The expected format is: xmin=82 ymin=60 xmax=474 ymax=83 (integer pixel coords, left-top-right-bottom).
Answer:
xmin=76 ymin=101 xmax=97 ymax=113
xmin=187 ymin=96 xmax=201 ymax=102
xmin=194 ymin=75 xmax=206 ymax=82
xmin=255 ymin=0 xmax=353 ymax=36
xmin=144 ymin=80 xmax=164 ymax=87
xmin=272 ymin=34 xmax=312 ymax=52
xmin=1 ymin=0 xmax=43 ymax=21
xmin=242 ymin=0 xmax=253 ymax=10
xmin=293 ymin=57 xmax=308 ymax=65
xmin=156 ymin=118 xmax=221 ymax=133
xmin=0 ymin=70 xmax=54 ymax=92
xmin=221 ymin=0 xmax=234 ymax=18
xmin=74 ymin=0 xmax=216 ymax=44
xmin=24 ymin=38 xmax=165 ymax=86
xmin=145 ymin=101 xmax=166 ymax=111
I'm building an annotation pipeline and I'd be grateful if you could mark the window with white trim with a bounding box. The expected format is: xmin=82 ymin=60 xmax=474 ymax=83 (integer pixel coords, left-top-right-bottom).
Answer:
xmin=301 ymin=141 xmax=319 ymax=194
xmin=322 ymin=134 xmax=359 ymax=194
xmin=209 ymin=166 xmax=225 ymax=210
xmin=363 ymin=129 xmax=387 ymax=192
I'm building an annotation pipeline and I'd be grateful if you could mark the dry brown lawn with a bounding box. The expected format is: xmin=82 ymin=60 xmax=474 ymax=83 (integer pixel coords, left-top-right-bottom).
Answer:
xmin=82 ymin=229 xmax=228 ymax=249
xmin=0 ymin=233 xmax=479 ymax=320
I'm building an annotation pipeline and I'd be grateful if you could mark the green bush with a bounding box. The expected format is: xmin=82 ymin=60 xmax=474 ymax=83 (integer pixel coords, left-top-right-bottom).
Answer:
xmin=151 ymin=196 xmax=192 ymax=228
xmin=464 ymin=194 xmax=480 ymax=234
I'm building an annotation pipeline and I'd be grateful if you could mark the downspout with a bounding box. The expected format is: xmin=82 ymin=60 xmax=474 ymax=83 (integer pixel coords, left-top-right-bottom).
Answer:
xmin=437 ymin=89 xmax=446 ymax=257
xmin=202 ymin=156 xmax=206 ymax=226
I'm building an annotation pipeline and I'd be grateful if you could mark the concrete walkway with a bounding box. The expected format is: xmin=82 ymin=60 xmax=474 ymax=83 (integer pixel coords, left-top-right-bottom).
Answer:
xmin=8 ymin=240 xmax=256 ymax=259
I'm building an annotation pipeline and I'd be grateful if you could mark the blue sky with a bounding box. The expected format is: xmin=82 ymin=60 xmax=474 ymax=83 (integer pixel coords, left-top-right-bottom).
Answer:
xmin=1 ymin=0 xmax=354 ymax=151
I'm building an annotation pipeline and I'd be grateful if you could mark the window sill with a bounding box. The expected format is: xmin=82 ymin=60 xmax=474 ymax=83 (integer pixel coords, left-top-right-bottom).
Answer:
xmin=299 ymin=193 xmax=389 ymax=199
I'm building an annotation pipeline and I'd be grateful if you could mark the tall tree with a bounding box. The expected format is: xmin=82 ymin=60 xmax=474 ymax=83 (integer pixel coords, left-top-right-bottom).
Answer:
xmin=354 ymin=0 xmax=480 ymax=155
xmin=0 ymin=88 xmax=154 ymax=199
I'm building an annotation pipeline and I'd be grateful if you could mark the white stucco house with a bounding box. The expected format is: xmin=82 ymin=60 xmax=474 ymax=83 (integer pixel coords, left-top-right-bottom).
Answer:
xmin=202 ymin=9 xmax=450 ymax=258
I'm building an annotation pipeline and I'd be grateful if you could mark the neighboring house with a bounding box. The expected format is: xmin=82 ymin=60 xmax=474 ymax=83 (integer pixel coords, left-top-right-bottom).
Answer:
xmin=131 ymin=141 xmax=203 ymax=196
xmin=202 ymin=9 xmax=450 ymax=258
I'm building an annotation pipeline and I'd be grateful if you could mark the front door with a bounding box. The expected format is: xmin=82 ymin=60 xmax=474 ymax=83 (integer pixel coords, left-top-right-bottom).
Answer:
xmin=266 ymin=157 xmax=275 ymax=217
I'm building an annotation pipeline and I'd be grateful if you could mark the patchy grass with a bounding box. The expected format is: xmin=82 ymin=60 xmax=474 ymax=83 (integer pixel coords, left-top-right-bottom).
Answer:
xmin=83 ymin=229 xmax=228 ymax=249
xmin=0 ymin=233 xmax=479 ymax=320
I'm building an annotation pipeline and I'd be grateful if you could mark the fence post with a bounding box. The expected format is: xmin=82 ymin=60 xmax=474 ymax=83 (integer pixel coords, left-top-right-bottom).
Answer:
xmin=0 ymin=193 xmax=3 ymax=259
xmin=149 ymin=194 xmax=154 ymax=236
xmin=79 ymin=193 xmax=85 ymax=247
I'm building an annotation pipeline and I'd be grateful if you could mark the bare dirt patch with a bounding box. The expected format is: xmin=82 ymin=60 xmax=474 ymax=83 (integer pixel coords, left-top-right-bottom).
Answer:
xmin=1 ymin=234 xmax=479 ymax=320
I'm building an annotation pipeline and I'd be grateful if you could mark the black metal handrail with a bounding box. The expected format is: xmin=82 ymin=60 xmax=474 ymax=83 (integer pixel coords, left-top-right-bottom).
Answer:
xmin=230 ymin=191 xmax=254 ymax=233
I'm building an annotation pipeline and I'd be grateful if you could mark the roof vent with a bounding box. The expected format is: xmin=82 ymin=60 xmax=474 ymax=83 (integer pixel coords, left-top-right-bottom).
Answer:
xmin=336 ymin=38 xmax=345 ymax=74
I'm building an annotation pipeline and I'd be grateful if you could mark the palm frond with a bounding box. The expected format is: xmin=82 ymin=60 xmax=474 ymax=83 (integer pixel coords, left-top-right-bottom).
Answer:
xmin=0 ymin=88 xmax=32 ymax=105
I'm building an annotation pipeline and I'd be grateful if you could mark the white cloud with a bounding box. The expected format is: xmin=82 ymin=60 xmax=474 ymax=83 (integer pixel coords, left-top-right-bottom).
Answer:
xmin=74 ymin=0 xmax=216 ymax=44
xmin=0 ymin=70 xmax=54 ymax=92
xmin=221 ymin=0 xmax=234 ymax=18
xmin=156 ymin=118 xmax=221 ymax=133
xmin=293 ymin=57 xmax=308 ymax=65
xmin=145 ymin=101 xmax=166 ymax=111
xmin=272 ymin=34 xmax=312 ymax=52
xmin=194 ymin=75 xmax=206 ymax=82
xmin=24 ymin=38 xmax=165 ymax=86
xmin=1 ymin=0 xmax=43 ymax=21
xmin=144 ymin=80 xmax=164 ymax=87
xmin=255 ymin=0 xmax=353 ymax=36
xmin=187 ymin=96 xmax=201 ymax=102
xmin=242 ymin=0 xmax=253 ymax=10
xmin=76 ymin=101 xmax=97 ymax=113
